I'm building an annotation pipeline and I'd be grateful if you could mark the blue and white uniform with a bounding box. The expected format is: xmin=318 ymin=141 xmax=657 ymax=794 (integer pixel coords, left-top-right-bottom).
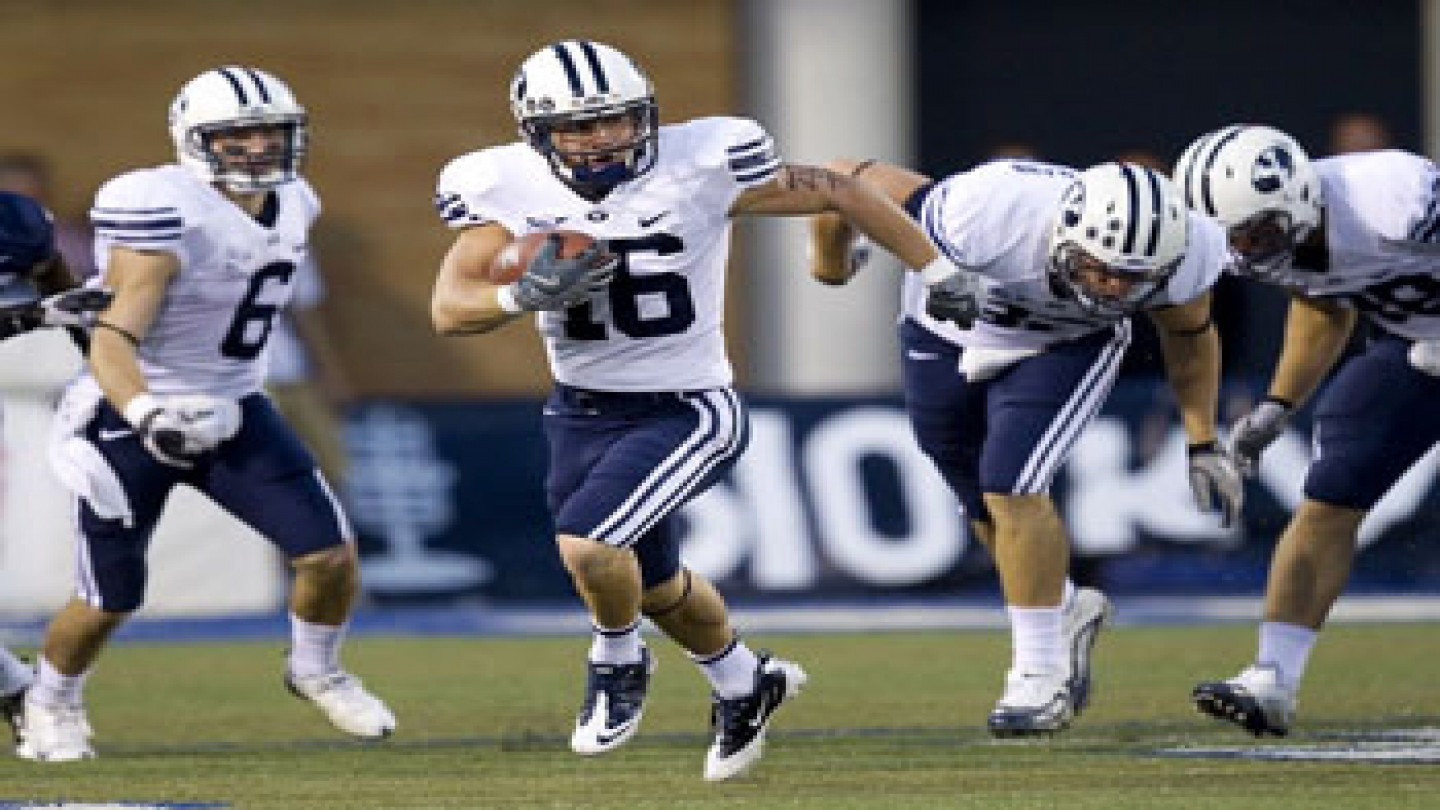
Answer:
xmin=50 ymin=165 xmax=351 ymax=612
xmin=436 ymin=117 xmax=776 ymax=580
xmin=1258 ymin=150 xmax=1440 ymax=509
xmin=898 ymin=160 xmax=1227 ymax=520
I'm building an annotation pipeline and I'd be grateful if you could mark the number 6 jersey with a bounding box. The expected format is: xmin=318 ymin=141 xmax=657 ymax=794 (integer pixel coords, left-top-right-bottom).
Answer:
xmin=89 ymin=165 xmax=317 ymax=398
xmin=435 ymin=116 xmax=778 ymax=392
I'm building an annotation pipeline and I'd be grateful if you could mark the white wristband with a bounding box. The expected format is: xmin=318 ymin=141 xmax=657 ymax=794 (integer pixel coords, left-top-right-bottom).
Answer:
xmin=919 ymin=255 xmax=960 ymax=286
xmin=123 ymin=392 xmax=162 ymax=428
xmin=495 ymin=284 xmax=522 ymax=314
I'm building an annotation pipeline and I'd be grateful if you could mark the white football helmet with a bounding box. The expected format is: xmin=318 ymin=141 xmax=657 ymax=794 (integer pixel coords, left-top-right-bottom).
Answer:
xmin=168 ymin=66 xmax=308 ymax=193
xmin=1049 ymin=162 xmax=1189 ymax=317
xmin=1173 ymin=125 xmax=1321 ymax=279
xmin=510 ymin=40 xmax=658 ymax=197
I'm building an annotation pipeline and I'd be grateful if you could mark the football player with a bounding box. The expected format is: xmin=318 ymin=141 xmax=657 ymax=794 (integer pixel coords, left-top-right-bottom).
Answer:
xmin=0 ymin=190 xmax=112 ymax=740
xmin=1176 ymin=125 xmax=1440 ymax=736
xmin=431 ymin=40 xmax=972 ymax=780
xmin=17 ymin=66 xmax=395 ymax=762
xmin=809 ymin=157 xmax=1240 ymax=737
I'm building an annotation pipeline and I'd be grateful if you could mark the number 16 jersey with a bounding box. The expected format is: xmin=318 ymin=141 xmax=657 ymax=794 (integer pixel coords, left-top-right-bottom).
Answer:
xmin=435 ymin=116 xmax=779 ymax=392
xmin=89 ymin=165 xmax=317 ymax=399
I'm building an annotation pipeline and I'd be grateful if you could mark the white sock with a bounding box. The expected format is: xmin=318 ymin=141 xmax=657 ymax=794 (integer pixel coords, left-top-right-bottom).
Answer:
xmin=691 ymin=636 xmax=760 ymax=699
xmin=1008 ymin=605 xmax=1064 ymax=675
xmin=0 ymin=647 xmax=33 ymax=697
xmin=1257 ymin=621 xmax=1318 ymax=687
xmin=588 ymin=619 xmax=643 ymax=665
xmin=31 ymin=655 xmax=86 ymax=707
xmin=288 ymin=614 xmax=346 ymax=679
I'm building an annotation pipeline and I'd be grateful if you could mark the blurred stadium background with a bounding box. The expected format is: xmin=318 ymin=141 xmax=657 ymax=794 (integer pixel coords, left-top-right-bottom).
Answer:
xmin=0 ymin=0 xmax=1436 ymax=630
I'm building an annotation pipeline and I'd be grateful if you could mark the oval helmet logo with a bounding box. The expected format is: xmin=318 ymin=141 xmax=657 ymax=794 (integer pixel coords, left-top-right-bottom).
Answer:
xmin=1251 ymin=146 xmax=1295 ymax=193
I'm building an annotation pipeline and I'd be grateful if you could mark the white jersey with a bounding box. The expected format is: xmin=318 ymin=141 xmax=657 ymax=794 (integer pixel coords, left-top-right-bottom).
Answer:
xmin=1264 ymin=150 xmax=1440 ymax=340
xmin=89 ymin=165 xmax=318 ymax=398
xmin=901 ymin=160 xmax=1228 ymax=350
xmin=436 ymin=117 xmax=779 ymax=391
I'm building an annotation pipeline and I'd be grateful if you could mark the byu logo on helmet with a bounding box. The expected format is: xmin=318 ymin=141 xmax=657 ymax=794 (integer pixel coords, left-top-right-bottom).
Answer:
xmin=169 ymin=66 xmax=308 ymax=194
xmin=1251 ymin=146 xmax=1295 ymax=193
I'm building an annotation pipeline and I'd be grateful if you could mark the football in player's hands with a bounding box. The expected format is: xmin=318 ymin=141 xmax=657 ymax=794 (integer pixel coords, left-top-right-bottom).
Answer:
xmin=487 ymin=230 xmax=603 ymax=284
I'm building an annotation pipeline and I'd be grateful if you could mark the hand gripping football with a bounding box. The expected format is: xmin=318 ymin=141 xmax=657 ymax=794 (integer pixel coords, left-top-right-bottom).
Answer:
xmin=487 ymin=229 xmax=600 ymax=284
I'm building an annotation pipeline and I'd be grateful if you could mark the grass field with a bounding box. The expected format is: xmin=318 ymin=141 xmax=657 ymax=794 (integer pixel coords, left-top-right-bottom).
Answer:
xmin=0 ymin=622 xmax=1437 ymax=809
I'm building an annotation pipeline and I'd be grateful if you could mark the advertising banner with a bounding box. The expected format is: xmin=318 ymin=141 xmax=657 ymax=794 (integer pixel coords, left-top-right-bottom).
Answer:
xmin=346 ymin=383 xmax=1440 ymax=603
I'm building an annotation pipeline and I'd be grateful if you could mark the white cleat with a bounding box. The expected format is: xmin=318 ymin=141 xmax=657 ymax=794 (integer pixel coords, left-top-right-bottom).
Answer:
xmin=286 ymin=670 xmax=396 ymax=740
xmin=1062 ymin=587 xmax=1112 ymax=716
xmin=15 ymin=696 xmax=95 ymax=762
xmin=987 ymin=668 xmax=1075 ymax=738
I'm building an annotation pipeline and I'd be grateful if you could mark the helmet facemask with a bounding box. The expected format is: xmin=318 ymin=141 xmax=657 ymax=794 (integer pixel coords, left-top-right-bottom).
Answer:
xmin=1225 ymin=209 xmax=1311 ymax=280
xmin=521 ymin=99 xmax=657 ymax=198
xmin=184 ymin=116 xmax=307 ymax=194
xmin=1051 ymin=242 xmax=1178 ymax=317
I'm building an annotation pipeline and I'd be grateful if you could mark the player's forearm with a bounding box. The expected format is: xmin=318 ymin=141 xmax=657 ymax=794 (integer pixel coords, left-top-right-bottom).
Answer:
xmin=1267 ymin=296 xmax=1356 ymax=407
xmin=1159 ymin=326 xmax=1223 ymax=444
xmin=831 ymin=178 xmax=938 ymax=271
xmin=89 ymin=330 xmax=150 ymax=411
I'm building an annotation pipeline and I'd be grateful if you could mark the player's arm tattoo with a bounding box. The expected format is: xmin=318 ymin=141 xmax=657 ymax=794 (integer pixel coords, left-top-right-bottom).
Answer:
xmin=777 ymin=164 xmax=843 ymax=193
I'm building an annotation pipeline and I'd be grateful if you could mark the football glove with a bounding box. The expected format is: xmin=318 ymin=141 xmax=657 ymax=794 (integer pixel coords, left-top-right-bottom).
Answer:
xmin=1186 ymin=440 xmax=1243 ymax=528
xmin=920 ymin=256 xmax=984 ymax=329
xmin=0 ymin=288 xmax=113 ymax=340
xmin=39 ymin=288 xmax=114 ymax=328
xmin=1227 ymin=397 xmax=1293 ymax=476
xmin=509 ymin=235 xmax=618 ymax=311
xmin=123 ymin=393 xmax=242 ymax=470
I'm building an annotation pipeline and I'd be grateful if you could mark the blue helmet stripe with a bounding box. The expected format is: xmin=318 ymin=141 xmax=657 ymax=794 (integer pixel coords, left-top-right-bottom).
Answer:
xmin=1120 ymin=163 xmax=1140 ymax=255
xmin=216 ymin=67 xmax=249 ymax=105
xmin=550 ymin=43 xmax=586 ymax=97
xmin=576 ymin=40 xmax=610 ymax=94
xmin=1142 ymin=166 xmax=1163 ymax=256
xmin=726 ymin=137 xmax=769 ymax=155
xmin=240 ymin=66 xmax=272 ymax=103
xmin=1198 ymin=125 xmax=1246 ymax=217
xmin=1179 ymin=133 xmax=1215 ymax=209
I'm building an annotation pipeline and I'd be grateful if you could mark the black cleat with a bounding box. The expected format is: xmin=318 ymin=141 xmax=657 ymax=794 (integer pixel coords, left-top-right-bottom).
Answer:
xmin=703 ymin=653 xmax=808 ymax=781
xmin=570 ymin=647 xmax=654 ymax=755
xmin=1193 ymin=664 xmax=1294 ymax=737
